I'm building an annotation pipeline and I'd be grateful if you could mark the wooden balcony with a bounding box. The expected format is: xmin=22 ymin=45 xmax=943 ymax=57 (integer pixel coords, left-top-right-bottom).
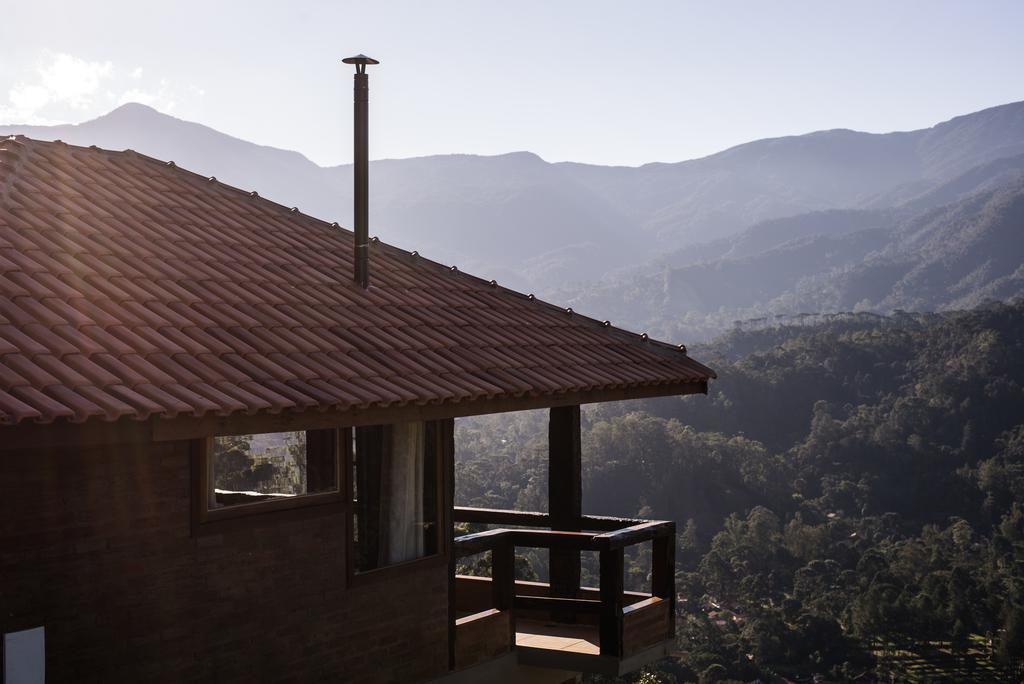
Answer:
xmin=451 ymin=507 xmax=676 ymax=677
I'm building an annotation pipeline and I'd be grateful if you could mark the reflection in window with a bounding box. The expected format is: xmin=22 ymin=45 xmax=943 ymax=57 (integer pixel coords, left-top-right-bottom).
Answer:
xmin=209 ymin=429 xmax=337 ymax=510
xmin=353 ymin=421 xmax=439 ymax=571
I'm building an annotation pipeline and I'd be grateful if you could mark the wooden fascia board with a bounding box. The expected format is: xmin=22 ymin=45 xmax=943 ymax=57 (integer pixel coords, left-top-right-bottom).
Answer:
xmin=0 ymin=380 xmax=707 ymax=449
xmin=150 ymin=381 xmax=708 ymax=441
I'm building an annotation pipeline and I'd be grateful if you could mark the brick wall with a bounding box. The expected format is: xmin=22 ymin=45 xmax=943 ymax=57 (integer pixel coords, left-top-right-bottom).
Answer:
xmin=0 ymin=437 xmax=449 ymax=683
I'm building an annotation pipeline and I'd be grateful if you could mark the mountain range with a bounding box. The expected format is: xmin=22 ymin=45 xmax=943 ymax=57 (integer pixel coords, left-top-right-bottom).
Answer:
xmin=563 ymin=150 xmax=1024 ymax=340
xmin=4 ymin=99 xmax=1024 ymax=340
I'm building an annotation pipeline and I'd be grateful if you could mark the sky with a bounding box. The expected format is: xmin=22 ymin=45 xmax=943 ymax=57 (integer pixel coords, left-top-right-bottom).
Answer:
xmin=1 ymin=1 xmax=1022 ymax=167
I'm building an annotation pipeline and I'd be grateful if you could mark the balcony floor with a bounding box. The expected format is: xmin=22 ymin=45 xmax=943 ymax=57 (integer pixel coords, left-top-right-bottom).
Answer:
xmin=513 ymin=617 xmax=670 ymax=677
xmin=515 ymin=619 xmax=599 ymax=656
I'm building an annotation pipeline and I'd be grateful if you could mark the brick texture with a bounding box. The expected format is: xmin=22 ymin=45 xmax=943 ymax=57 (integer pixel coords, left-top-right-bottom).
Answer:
xmin=0 ymin=438 xmax=449 ymax=683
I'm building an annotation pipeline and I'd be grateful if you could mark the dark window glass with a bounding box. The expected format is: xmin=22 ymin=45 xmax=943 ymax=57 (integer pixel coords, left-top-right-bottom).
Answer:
xmin=209 ymin=429 xmax=337 ymax=510
xmin=353 ymin=421 xmax=439 ymax=571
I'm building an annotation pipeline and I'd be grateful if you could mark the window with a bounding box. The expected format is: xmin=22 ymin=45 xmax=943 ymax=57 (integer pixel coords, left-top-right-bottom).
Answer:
xmin=199 ymin=429 xmax=340 ymax=520
xmin=351 ymin=421 xmax=440 ymax=573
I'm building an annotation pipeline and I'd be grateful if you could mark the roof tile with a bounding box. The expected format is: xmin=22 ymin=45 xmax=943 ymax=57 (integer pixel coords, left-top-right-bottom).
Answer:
xmin=0 ymin=136 xmax=714 ymax=426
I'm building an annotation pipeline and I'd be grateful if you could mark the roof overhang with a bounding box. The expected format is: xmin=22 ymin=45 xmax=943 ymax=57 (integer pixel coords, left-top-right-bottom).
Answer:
xmin=0 ymin=381 xmax=707 ymax=450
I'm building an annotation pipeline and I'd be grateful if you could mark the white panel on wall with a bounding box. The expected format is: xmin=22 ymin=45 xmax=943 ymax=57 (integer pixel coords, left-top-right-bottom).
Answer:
xmin=3 ymin=627 xmax=45 ymax=684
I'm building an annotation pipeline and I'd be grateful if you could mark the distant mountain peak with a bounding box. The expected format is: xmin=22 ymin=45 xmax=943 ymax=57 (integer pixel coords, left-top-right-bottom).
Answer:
xmin=107 ymin=101 xmax=160 ymax=115
xmin=499 ymin=150 xmax=544 ymax=161
xmin=90 ymin=102 xmax=168 ymax=124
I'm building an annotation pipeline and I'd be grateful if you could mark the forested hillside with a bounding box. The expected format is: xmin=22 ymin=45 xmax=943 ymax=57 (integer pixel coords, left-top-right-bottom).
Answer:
xmin=564 ymin=162 xmax=1024 ymax=342
xmin=455 ymin=300 xmax=1024 ymax=682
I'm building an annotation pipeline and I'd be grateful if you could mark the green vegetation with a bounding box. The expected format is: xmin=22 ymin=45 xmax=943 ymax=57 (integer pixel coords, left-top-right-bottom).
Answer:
xmin=211 ymin=431 xmax=308 ymax=495
xmin=455 ymin=300 xmax=1024 ymax=682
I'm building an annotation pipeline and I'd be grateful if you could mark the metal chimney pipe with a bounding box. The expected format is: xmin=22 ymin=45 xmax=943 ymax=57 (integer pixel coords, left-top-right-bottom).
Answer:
xmin=342 ymin=54 xmax=379 ymax=289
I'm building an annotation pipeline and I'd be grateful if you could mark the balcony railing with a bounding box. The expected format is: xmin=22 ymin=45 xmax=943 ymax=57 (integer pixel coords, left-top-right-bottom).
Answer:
xmin=451 ymin=506 xmax=675 ymax=675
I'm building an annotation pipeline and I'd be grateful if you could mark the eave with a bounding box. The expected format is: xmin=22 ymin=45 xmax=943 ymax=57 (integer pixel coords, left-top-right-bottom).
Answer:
xmin=0 ymin=380 xmax=707 ymax=450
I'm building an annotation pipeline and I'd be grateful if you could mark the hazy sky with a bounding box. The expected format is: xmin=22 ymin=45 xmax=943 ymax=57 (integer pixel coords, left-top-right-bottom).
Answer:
xmin=2 ymin=1 xmax=1022 ymax=167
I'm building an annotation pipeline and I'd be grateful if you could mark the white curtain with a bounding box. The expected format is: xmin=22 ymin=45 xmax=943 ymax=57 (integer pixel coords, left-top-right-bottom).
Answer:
xmin=385 ymin=421 xmax=425 ymax=565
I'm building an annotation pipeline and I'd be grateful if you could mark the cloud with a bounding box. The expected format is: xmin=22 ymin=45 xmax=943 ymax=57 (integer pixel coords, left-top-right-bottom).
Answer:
xmin=2 ymin=53 xmax=113 ymax=122
xmin=0 ymin=52 xmax=182 ymax=125
xmin=8 ymin=84 xmax=50 ymax=114
xmin=37 ymin=53 xmax=113 ymax=109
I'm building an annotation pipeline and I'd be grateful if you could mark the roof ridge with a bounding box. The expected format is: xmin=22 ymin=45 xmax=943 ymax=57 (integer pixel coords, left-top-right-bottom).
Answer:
xmin=373 ymin=240 xmax=708 ymax=368
xmin=0 ymin=135 xmax=32 ymax=206
xmin=4 ymin=135 xmax=356 ymax=239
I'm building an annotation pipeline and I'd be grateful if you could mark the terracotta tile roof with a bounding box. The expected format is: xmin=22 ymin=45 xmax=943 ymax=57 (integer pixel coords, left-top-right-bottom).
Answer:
xmin=0 ymin=136 xmax=714 ymax=426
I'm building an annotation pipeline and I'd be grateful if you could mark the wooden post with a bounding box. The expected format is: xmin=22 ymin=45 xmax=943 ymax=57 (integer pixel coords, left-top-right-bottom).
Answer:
xmin=492 ymin=535 xmax=516 ymax=647
xmin=548 ymin=405 xmax=582 ymax=605
xmin=492 ymin=537 xmax=515 ymax=611
xmin=652 ymin=526 xmax=676 ymax=639
xmin=599 ymin=547 xmax=624 ymax=657
xmin=442 ymin=419 xmax=457 ymax=670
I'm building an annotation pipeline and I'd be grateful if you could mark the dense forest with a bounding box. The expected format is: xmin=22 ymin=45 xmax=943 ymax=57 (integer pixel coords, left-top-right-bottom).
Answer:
xmin=455 ymin=300 xmax=1024 ymax=682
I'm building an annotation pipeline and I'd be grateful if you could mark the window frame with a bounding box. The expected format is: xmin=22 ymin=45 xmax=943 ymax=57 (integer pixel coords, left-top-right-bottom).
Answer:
xmin=344 ymin=422 xmax=450 ymax=586
xmin=191 ymin=428 xmax=345 ymax=533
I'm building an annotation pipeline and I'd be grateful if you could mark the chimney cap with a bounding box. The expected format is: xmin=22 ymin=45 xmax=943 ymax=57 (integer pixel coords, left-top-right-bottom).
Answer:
xmin=342 ymin=54 xmax=380 ymax=65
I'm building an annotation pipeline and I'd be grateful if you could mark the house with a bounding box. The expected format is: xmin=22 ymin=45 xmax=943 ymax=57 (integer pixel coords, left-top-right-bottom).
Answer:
xmin=0 ymin=100 xmax=714 ymax=681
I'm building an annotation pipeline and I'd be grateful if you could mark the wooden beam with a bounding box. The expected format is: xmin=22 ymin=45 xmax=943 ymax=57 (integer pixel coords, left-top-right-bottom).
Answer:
xmin=148 ymin=381 xmax=707 ymax=442
xmin=581 ymin=514 xmax=650 ymax=531
xmin=452 ymin=506 xmax=651 ymax=532
xmin=453 ymin=528 xmax=508 ymax=557
xmin=594 ymin=520 xmax=674 ymax=550
xmin=651 ymin=528 xmax=676 ymax=639
xmin=491 ymin=535 xmax=515 ymax=654
xmin=511 ymin=529 xmax=596 ymax=550
xmin=514 ymin=595 xmax=602 ymax=615
xmin=453 ymin=507 xmax=551 ymax=527
xmin=443 ymin=418 xmax=457 ymax=671
xmin=549 ymin=404 xmax=582 ymax=606
xmin=454 ymin=524 xmax=673 ymax=554
xmin=599 ymin=547 xmax=625 ymax=657
xmin=453 ymin=507 xmax=663 ymax=533
xmin=454 ymin=608 xmax=503 ymax=627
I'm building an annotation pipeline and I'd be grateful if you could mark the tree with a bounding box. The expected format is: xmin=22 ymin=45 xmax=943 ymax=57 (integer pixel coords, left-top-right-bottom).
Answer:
xmin=212 ymin=434 xmax=255 ymax=490
xmin=697 ymin=664 xmax=727 ymax=684
xmin=997 ymin=608 xmax=1024 ymax=672
xmin=951 ymin=619 xmax=969 ymax=666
